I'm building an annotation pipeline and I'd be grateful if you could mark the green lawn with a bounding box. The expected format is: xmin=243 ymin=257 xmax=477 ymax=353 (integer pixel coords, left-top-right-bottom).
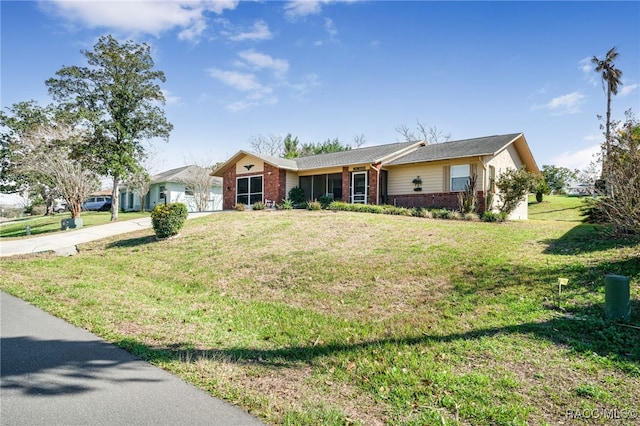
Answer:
xmin=528 ymin=194 xmax=587 ymax=222
xmin=0 ymin=211 xmax=150 ymax=238
xmin=1 ymin=198 xmax=638 ymax=425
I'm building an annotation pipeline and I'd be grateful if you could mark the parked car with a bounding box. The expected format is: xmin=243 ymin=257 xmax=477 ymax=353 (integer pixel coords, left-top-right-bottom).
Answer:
xmin=53 ymin=200 xmax=68 ymax=213
xmin=82 ymin=196 xmax=112 ymax=211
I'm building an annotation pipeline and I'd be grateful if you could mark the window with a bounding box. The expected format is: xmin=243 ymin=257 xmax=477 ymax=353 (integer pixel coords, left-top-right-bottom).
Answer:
xmin=451 ymin=165 xmax=470 ymax=192
xmin=299 ymin=174 xmax=343 ymax=201
xmin=159 ymin=185 xmax=166 ymax=198
xmin=236 ymin=175 xmax=263 ymax=205
xmin=185 ymin=187 xmax=194 ymax=196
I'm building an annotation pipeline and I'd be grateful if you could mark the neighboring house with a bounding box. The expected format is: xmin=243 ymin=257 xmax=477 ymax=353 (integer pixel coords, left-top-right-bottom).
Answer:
xmin=120 ymin=165 xmax=223 ymax=212
xmin=213 ymin=133 xmax=539 ymax=219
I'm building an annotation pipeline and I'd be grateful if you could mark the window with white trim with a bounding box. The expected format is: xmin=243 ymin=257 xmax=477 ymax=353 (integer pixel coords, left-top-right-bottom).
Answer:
xmin=236 ymin=175 xmax=263 ymax=205
xmin=450 ymin=165 xmax=470 ymax=192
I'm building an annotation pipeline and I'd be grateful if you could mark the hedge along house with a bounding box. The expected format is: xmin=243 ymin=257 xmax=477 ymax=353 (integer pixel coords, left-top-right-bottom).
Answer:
xmin=119 ymin=165 xmax=223 ymax=213
xmin=213 ymin=133 xmax=539 ymax=219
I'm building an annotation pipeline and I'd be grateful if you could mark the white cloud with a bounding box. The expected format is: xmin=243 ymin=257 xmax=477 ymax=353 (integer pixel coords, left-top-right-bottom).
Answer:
xmin=228 ymin=20 xmax=273 ymax=41
xmin=45 ymin=0 xmax=239 ymax=41
xmin=161 ymin=89 xmax=181 ymax=106
xmin=550 ymin=143 xmax=601 ymax=171
xmin=324 ymin=17 xmax=337 ymax=38
xmin=620 ymin=83 xmax=639 ymax=97
xmin=534 ymin=91 xmax=586 ymax=115
xmin=207 ymin=68 xmax=262 ymax=92
xmin=284 ymin=1 xmax=326 ymax=19
xmin=579 ymin=57 xmax=598 ymax=86
xmin=237 ymin=50 xmax=289 ymax=76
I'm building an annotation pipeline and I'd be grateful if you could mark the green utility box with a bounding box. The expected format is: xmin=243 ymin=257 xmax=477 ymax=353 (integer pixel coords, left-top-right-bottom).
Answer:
xmin=604 ymin=274 xmax=630 ymax=322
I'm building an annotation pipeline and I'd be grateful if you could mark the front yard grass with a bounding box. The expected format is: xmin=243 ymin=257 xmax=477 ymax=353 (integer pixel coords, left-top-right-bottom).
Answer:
xmin=0 ymin=211 xmax=150 ymax=238
xmin=1 ymin=201 xmax=638 ymax=425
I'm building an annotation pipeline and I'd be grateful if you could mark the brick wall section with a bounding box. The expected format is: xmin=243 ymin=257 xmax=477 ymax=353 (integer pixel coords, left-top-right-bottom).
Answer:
xmin=341 ymin=167 xmax=350 ymax=202
xmin=368 ymin=168 xmax=378 ymax=205
xmin=263 ymin=164 xmax=287 ymax=203
xmin=389 ymin=191 xmax=487 ymax=212
xmin=222 ymin=167 xmax=237 ymax=210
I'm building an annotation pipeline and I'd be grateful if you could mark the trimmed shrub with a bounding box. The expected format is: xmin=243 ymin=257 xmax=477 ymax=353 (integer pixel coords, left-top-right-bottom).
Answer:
xmin=151 ymin=203 xmax=188 ymax=239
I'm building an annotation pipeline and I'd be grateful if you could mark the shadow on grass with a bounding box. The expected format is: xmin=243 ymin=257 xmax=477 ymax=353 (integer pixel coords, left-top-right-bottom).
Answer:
xmin=115 ymin=303 xmax=640 ymax=373
xmin=107 ymin=235 xmax=157 ymax=248
xmin=542 ymin=223 xmax=640 ymax=255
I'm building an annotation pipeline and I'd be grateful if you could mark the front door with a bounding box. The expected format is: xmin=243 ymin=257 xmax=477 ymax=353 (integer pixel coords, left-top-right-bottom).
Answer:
xmin=351 ymin=172 xmax=367 ymax=204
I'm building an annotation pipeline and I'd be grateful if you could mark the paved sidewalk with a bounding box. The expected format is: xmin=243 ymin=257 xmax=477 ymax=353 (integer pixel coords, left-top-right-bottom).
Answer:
xmin=0 ymin=213 xmax=212 ymax=257
xmin=1 ymin=292 xmax=263 ymax=425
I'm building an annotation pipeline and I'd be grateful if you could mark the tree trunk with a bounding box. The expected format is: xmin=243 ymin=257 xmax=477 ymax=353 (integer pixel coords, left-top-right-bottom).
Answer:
xmin=111 ymin=175 xmax=119 ymax=221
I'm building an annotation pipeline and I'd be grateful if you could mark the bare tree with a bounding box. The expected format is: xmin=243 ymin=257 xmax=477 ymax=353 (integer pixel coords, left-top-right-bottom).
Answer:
xmin=248 ymin=134 xmax=283 ymax=157
xmin=177 ymin=162 xmax=221 ymax=212
xmin=18 ymin=123 xmax=99 ymax=218
xmin=395 ymin=119 xmax=450 ymax=143
xmin=353 ymin=133 xmax=366 ymax=148
xmin=126 ymin=171 xmax=151 ymax=212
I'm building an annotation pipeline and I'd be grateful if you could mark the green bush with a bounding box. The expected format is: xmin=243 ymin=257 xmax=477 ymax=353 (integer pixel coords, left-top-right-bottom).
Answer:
xmin=482 ymin=211 xmax=507 ymax=222
xmin=288 ymin=186 xmax=306 ymax=205
xmin=151 ymin=203 xmax=188 ymax=239
xmin=317 ymin=195 xmax=334 ymax=209
xmin=252 ymin=201 xmax=266 ymax=210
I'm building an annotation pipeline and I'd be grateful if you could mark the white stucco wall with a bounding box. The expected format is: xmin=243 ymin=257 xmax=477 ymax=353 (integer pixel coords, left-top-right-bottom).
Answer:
xmin=487 ymin=145 xmax=528 ymax=220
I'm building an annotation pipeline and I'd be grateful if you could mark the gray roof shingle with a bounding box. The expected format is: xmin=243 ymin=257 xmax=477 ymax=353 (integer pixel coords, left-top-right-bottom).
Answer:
xmin=386 ymin=133 xmax=522 ymax=165
xmin=151 ymin=165 xmax=222 ymax=185
xmin=294 ymin=141 xmax=420 ymax=170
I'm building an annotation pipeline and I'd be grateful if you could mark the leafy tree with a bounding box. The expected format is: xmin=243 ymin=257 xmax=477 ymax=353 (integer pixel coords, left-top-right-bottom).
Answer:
xmin=592 ymin=47 xmax=623 ymax=186
xmin=300 ymin=138 xmax=351 ymax=156
xmin=541 ymin=165 xmax=576 ymax=194
xmin=283 ymin=133 xmax=300 ymax=159
xmin=0 ymin=101 xmax=52 ymax=195
xmin=495 ymin=167 xmax=538 ymax=215
xmin=46 ymin=35 xmax=173 ymax=221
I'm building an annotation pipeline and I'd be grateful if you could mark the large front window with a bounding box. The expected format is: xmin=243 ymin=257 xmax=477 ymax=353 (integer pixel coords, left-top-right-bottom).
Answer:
xmin=451 ymin=165 xmax=470 ymax=192
xmin=236 ymin=175 xmax=263 ymax=205
xmin=300 ymin=173 xmax=342 ymax=201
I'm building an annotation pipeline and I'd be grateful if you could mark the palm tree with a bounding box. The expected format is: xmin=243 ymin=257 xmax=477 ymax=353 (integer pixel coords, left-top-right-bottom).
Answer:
xmin=591 ymin=47 xmax=623 ymax=183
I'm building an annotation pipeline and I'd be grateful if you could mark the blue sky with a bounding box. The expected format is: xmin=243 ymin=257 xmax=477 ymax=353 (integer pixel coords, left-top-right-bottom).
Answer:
xmin=2 ymin=0 xmax=639 ymax=177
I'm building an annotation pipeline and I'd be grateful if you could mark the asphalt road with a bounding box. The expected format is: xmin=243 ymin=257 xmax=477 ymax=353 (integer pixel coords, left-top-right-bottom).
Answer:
xmin=0 ymin=292 xmax=264 ymax=426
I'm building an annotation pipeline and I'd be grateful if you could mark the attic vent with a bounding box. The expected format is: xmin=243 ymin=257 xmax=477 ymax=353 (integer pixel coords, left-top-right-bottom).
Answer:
xmin=244 ymin=164 xmax=254 ymax=170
